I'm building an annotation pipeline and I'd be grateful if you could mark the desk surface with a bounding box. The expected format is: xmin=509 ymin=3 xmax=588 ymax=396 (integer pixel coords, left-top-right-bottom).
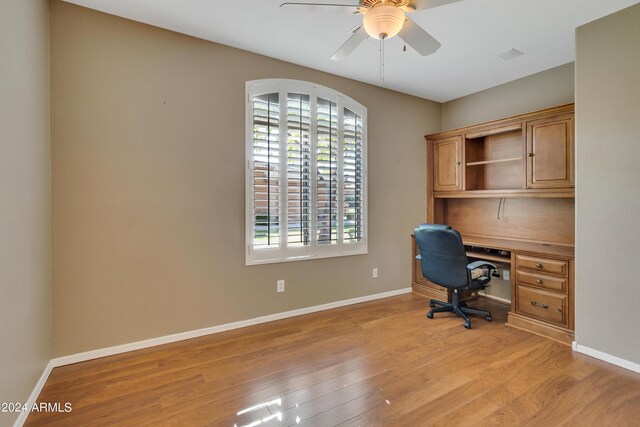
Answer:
xmin=461 ymin=234 xmax=574 ymax=258
xmin=411 ymin=233 xmax=575 ymax=258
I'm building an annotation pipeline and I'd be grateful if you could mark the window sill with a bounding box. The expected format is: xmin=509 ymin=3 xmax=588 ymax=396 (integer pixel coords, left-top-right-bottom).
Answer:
xmin=246 ymin=246 xmax=368 ymax=266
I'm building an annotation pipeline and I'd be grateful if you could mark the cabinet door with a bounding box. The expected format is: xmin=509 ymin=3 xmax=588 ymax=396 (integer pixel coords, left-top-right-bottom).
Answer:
xmin=526 ymin=114 xmax=574 ymax=188
xmin=433 ymin=136 xmax=462 ymax=191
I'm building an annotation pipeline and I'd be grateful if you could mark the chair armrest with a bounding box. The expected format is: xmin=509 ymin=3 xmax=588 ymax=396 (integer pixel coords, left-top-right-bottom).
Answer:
xmin=467 ymin=260 xmax=497 ymax=290
xmin=466 ymin=260 xmax=497 ymax=271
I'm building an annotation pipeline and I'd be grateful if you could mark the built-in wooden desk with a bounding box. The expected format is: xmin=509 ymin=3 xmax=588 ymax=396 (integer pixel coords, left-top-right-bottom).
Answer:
xmin=461 ymin=234 xmax=574 ymax=258
xmin=412 ymin=234 xmax=575 ymax=345
xmin=414 ymin=104 xmax=576 ymax=345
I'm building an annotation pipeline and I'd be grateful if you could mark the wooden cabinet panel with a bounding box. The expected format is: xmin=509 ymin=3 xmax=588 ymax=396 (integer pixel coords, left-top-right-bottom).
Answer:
xmin=526 ymin=114 xmax=574 ymax=188
xmin=447 ymin=198 xmax=575 ymax=246
xmin=433 ymin=136 xmax=462 ymax=191
xmin=516 ymin=285 xmax=568 ymax=327
xmin=516 ymin=254 xmax=569 ymax=276
xmin=516 ymin=270 xmax=567 ymax=293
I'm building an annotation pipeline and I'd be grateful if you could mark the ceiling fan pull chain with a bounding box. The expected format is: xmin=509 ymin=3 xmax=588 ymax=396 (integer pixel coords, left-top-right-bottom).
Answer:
xmin=403 ymin=26 xmax=407 ymax=51
xmin=379 ymin=37 xmax=382 ymax=85
xmin=379 ymin=34 xmax=386 ymax=85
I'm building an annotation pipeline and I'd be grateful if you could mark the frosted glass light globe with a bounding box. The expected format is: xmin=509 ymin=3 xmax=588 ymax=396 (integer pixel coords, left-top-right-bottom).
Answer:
xmin=363 ymin=5 xmax=405 ymax=39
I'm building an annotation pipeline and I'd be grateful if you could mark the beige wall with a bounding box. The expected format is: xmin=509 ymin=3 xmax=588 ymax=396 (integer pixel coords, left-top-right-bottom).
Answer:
xmin=575 ymin=3 xmax=640 ymax=364
xmin=50 ymin=1 xmax=441 ymax=356
xmin=442 ymin=62 xmax=575 ymax=130
xmin=0 ymin=0 xmax=51 ymax=425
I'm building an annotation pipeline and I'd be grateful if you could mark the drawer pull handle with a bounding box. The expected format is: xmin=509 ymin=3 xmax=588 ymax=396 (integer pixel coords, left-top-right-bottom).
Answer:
xmin=535 ymin=263 xmax=543 ymax=268
xmin=531 ymin=300 xmax=549 ymax=309
xmin=536 ymin=279 xmax=543 ymax=284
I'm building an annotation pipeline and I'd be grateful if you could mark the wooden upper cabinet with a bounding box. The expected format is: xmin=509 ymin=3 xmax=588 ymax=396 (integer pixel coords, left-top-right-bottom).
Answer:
xmin=526 ymin=114 xmax=574 ymax=189
xmin=433 ymin=136 xmax=462 ymax=192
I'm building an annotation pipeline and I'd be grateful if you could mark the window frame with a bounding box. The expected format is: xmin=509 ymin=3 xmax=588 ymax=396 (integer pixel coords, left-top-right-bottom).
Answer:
xmin=245 ymin=79 xmax=368 ymax=265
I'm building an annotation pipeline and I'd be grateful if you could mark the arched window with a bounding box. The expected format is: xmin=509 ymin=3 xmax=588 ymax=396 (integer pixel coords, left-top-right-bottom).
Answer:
xmin=246 ymin=79 xmax=367 ymax=265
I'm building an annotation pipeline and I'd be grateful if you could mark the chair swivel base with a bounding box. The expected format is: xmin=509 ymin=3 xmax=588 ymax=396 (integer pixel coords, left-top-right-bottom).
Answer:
xmin=426 ymin=290 xmax=492 ymax=329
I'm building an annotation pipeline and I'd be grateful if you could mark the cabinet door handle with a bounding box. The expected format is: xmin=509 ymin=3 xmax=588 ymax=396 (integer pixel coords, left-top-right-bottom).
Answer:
xmin=531 ymin=300 xmax=549 ymax=309
xmin=535 ymin=263 xmax=543 ymax=268
xmin=456 ymin=161 xmax=461 ymax=165
xmin=528 ymin=153 xmax=534 ymax=157
xmin=536 ymin=279 xmax=543 ymax=284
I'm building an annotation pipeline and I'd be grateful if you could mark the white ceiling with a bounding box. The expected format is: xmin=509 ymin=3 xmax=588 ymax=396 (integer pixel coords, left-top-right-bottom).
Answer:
xmin=63 ymin=0 xmax=639 ymax=102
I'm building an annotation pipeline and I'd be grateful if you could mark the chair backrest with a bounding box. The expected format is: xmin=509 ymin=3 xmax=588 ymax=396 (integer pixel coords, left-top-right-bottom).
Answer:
xmin=414 ymin=224 xmax=469 ymax=289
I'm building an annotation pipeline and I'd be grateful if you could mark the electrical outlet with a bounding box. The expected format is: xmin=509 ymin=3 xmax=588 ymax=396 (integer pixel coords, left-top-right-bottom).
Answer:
xmin=372 ymin=268 xmax=378 ymax=279
xmin=502 ymin=270 xmax=510 ymax=281
xmin=277 ymin=280 xmax=285 ymax=292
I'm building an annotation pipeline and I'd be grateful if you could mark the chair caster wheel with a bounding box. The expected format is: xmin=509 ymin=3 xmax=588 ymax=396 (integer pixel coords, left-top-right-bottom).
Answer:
xmin=464 ymin=321 xmax=471 ymax=329
xmin=427 ymin=311 xmax=434 ymax=319
xmin=429 ymin=301 xmax=436 ymax=308
xmin=485 ymin=315 xmax=493 ymax=321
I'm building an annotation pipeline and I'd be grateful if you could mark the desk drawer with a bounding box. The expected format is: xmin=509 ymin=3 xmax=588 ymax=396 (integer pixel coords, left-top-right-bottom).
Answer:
xmin=516 ymin=254 xmax=568 ymax=276
xmin=516 ymin=285 xmax=568 ymax=327
xmin=516 ymin=270 xmax=567 ymax=293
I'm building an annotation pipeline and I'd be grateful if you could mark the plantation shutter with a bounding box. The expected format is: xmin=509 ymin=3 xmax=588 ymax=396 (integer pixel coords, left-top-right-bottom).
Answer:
xmin=316 ymin=97 xmax=339 ymax=245
xmin=246 ymin=80 xmax=366 ymax=265
xmin=343 ymin=108 xmax=364 ymax=243
xmin=251 ymin=93 xmax=280 ymax=248
xmin=286 ymin=93 xmax=311 ymax=247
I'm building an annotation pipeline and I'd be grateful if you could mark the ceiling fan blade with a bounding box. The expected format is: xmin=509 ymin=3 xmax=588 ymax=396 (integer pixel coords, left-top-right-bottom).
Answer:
xmin=411 ymin=0 xmax=463 ymax=12
xmin=331 ymin=26 xmax=368 ymax=61
xmin=398 ymin=17 xmax=441 ymax=56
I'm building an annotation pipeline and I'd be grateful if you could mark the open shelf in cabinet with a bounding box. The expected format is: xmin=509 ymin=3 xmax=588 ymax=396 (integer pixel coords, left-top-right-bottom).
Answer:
xmin=464 ymin=126 xmax=524 ymax=191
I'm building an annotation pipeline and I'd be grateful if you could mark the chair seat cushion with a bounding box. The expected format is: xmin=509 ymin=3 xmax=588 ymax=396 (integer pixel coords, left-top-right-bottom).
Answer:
xmin=471 ymin=268 xmax=488 ymax=280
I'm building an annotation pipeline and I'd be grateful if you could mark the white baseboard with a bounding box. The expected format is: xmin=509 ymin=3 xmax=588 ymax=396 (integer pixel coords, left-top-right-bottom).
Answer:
xmin=51 ymin=287 xmax=411 ymax=368
xmin=13 ymin=360 xmax=56 ymax=427
xmin=572 ymin=341 xmax=640 ymax=373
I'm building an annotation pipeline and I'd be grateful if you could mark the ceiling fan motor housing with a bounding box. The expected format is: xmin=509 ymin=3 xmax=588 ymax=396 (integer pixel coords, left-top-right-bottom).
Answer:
xmin=363 ymin=4 xmax=406 ymax=39
xmin=361 ymin=0 xmax=412 ymax=8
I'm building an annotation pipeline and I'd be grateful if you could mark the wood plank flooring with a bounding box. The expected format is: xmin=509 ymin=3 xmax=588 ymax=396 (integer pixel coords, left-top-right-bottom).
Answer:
xmin=26 ymin=294 xmax=640 ymax=426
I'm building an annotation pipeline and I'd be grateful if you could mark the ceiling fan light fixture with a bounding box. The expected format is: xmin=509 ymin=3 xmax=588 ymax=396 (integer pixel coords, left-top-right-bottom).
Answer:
xmin=363 ymin=5 xmax=405 ymax=39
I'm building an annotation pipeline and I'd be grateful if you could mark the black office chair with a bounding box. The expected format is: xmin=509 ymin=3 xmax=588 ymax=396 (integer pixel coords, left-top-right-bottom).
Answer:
xmin=414 ymin=224 xmax=496 ymax=329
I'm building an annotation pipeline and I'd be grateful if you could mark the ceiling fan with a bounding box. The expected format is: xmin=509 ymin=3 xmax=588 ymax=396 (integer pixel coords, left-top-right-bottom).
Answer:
xmin=280 ymin=0 xmax=463 ymax=61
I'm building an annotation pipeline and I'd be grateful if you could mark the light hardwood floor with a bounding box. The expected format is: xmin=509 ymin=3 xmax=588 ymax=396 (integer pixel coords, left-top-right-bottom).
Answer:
xmin=27 ymin=294 xmax=640 ymax=426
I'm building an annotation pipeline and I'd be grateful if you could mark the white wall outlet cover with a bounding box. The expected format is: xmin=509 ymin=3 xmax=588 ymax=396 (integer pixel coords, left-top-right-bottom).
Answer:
xmin=277 ymin=280 xmax=285 ymax=292
xmin=372 ymin=268 xmax=378 ymax=278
